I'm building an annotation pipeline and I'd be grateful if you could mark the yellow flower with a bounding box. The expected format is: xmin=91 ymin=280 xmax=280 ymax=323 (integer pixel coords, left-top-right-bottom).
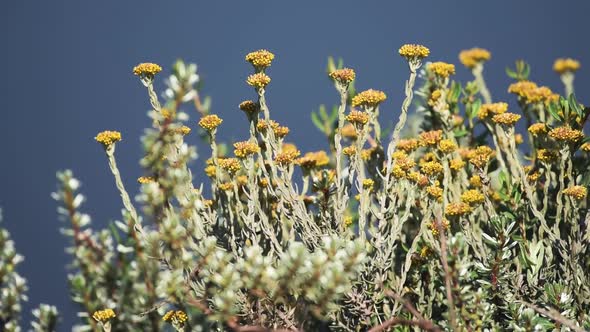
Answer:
xmin=508 ymin=81 xmax=558 ymax=104
xmin=239 ymin=100 xmax=259 ymax=113
xmin=528 ymin=123 xmax=548 ymax=136
xmin=362 ymin=179 xmax=374 ymax=190
xmin=351 ymin=89 xmax=387 ymax=108
xmin=527 ymin=172 xmax=540 ymax=183
xmin=391 ymin=165 xmax=406 ymax=179
xmin=397 ymin=138 xmax=420 ymax=152
xmin=198 ymin=114 xmax=223 ymax=131
xmin=245 ymin=49 xmax=275 ymax=68
xmin=346 ymin=110 xmax=370 ymax=126
xmin=420 ymin=161 xmax=443 ymax=176
xmin=553 ymin=58 xmax=580 ymax=74
xmin=340 ymin=123 xmax=358 ymax=140
xmin=204 ymin=165 xmax=217 ymax=178
xmin=343 ymin=216 xmax=354 ymax=227
xmin=478 ymin=102 xmax=508 ymax=119
xmin=563 ymin=185 xmax=587 ymax=201
xmin=219 ymin=182 xmax=234 ymax=191
xmin=515 ymin=134 xmax=524 ymax=145
xmin=408 ymin=171 xmax=429 ymax=187
xmin=273 ymin=125 xmax=290 ymax=139
xmin=95 ymin=130 xmax=122 ymax=147
xmin=548 ymin=126 xmax=584 ymax=143
xmin=218 ymin=158 xmax=241 ymax=175
xmin=580 ymin=142 xmax=590 ymax=152
xmin=459 ymin=48 xmax=491 ymax=68
xmin=398 ymin=44 xmax=430 ymax=59
xmin=237 ymin=175 xmax=248 ymax=186
xmin=438 ymin=139 xmax=457 ymax=154
xmin=469 ymin=175 xmax=482 ymax=188
xmin=343 ymin=145 xmax=357 ymax=157
xmin=329 ymin=68 xmax=356 ymax=84
xmin=445 ymin=202 xmax=472 ymax=216
xmin=137 ymin=176 xmax=155 ymax=184
xmin=256 ymin=119 xmax=279 ymax=132
xmin=176 ymin=125 xmax=191 ymax=136
xmin=92 ymin=309 xmax=116 ymax=323
xmin=163 ymin=310 xmax=188 ymax=328
xmin=450 ymin=158 xmax=466 ymax=171
xmin=419 ymin=130 xmax=443 ymax=146
xmin=426 ymin=184 xmax=443 ymax=201
xmin=468 ymin=146 xmax=495 ymax=169
xmin=275 ymin=150 xmax=301 ymax=166
xmin=428 ymin=62 xmax=456 ymax=78
xmin=296 ymin=151 xmax=330 ymax=169
xmin=492 ymin=112 xmax=521 ymax=126
xmin=133 ymin=63 xmax=162 ymax=77
xmin=428 ymin=89 xmax=443 ymax=107
xmin=537 ymin=149 xmax=558 ymax=163
xmin=161 ymin=108 xmax=175 ymax=120
xmin=461 ymin=189 xmax=485 ymax=205
xmin=234 ymin=141 xmax=260 ymax=158
xmin=427 ymin=219 xmax=450 ymax=236
xmin=246 ymin=72 xmax=271 ymax=89
xmin=508 ymin=81 xmax=537 ymax=96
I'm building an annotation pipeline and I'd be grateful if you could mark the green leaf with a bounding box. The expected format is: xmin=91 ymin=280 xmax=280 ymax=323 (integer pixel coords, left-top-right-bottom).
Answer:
xmin=505 ymin=67 xmax=517 ymax=79
xmin=453 ymin=129 xmax=469 ymax=138
xmin=311 ymin=111 xmax=324 ymax=132
xmin=568 ymin=93 xmax=583 ymax=117
xmin=547 ymin=102 xmax=562 ymax=121
xmin=469 ymin=99 xmax=482 ymax=120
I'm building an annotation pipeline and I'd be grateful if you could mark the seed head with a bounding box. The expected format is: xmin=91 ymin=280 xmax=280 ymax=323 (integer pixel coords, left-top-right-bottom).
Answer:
xmin=239 ymin=100 xmax=259 ymax=113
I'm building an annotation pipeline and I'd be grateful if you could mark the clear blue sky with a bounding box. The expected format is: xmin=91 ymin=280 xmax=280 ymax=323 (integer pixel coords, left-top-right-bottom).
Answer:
xmin=1 ymin=0 xmax=589 ymax=329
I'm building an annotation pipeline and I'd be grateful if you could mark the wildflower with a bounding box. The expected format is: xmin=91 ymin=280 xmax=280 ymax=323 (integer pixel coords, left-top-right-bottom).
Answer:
xmin=329 ymin=68 xmax=356 ymax=84
xmin=445 ymin=202 xmax=472 ymax=216
xmin=508 ymin=81 xmax=537 ymax=96
xmin=245 ymin=49 xmax=275 ymax=69
xmin=234 ymin=141 xmax=260 ymax=158
xmin=426 ymin=184 xmax=443 ymax=201
xmin=419 ymin=130 xmax=443 ymax=146
xmin=256 ymin=119 xmax=280 ymax=132
xmin=219 ymin=182 xmax=234 ymax=191
xmin=133 ymin=62 xmax=162 ymax=77
xmin=563 ymin=186 xmax=587 ymax=201
xmin=398 ymin=44 xmax=430 ymax=59
xmin=515 ymin=134 xmax=524 ymax=145
xmin=351 ymin=89 xmax=387 ymax=108
xmin=203 ymin=199 xmax=214 ymax=208
xmin=163 ymin=310 xmax=188 ymax=330
xmin=219 ymin=158 xmax=241 ymax=175
xmin=459 ymin=48 xmax=491 ymax=68
xmin=275 ymin=149 xmax=300 ymax=166
xmin=428 ymin=62 xmax=456 ymax=78
xmin=537 ymin=149 xmax=558 ymax=163
xmin=296 ymin=151 xmax=329 ymax=169
xmin=528 ymin=123 xmax=548 ymax=136
xmin=340 ymin=123 xmax=358 ymax=140
xmin=343 ymin=145 xmax=357 ymax=157
xmin=492 ymin=112 xmax=521 ymax=126
xmin=237 ymin=175 xmax=248 ymax=186
xmin=394 ymin=155 xmax=415 ymax=171
xmin=391 ymin=165 xmax=406 ymax=178
xmin=527 ymin=172 xmax=541 ymax=183
xmin=204 ymin=165 xmax=216 ymax=178
xmin=428 ymin=89 xmax=443 ymax=107
xmin=524 ymin=86 xmax=559 ymax=104
xmin=259 ymin=178 xmax=269 ymax=187
xmin=553 ymin=58 xmax=580 ymax=74
xmin=95 ymin=130 xmax=122 ymax=147
xmin=450 ymin=158 xmax=466 ymax=171
xmin=343 ymin=216 xmax=353 ymax=227
xmin=420 ymin=161 xmax=443 ymax=176
xmin=92 ymin=309 xmax=116 ymax=323
xmin=452 ymin=114 xmax=464 ymax=127
xmin=438 ymin=139 xmax=457 ymax=154
xmin=468 ymin=146 xmax=494 ymax=169
xmin=362 ymin=179 xmax=374 ymax=190
xmin=198 ymin=114 xmax=223 ymax=131
xmin=548 ymin=126 xmax=584 ymax=143
xmin=478 ymin=102 xmax=508 ymax=119
xmin=427 ymin=219 xmax=450 ymax=236
xmin=346 ymin=110 xmax=370 ymax=126
xmin=470 ymin=175 xmax=482 ymax=188
xmin=397 ymin=138 xmax=420 ymax=152
xmin=461 ymin=189 xmax=485 ymax=205
xmin=239 ymin=100 xmax=259 ymax=114
xmin=408 ymin=171 xmax=429 ymax=187
xmin=161 ymin=108 xmax=175 ymax=120
xmin=581 ymin=142 xmax=590 ymax=152
xmin=273 ymin=125 xmax=290 ymax=139
xmin=137 ymin=176 xmax=155 ymax=184
xmin=361 ymin=148 xmax=376 ymax=161
xmin=246 ymin=72 xmax=271 ymax=89
xmin=176 ymin=125 xmax=191 ymax=136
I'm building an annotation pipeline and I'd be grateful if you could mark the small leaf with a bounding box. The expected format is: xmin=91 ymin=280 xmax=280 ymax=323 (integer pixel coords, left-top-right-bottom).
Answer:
xmin=311 ymin=111 xmax=324 ymax=131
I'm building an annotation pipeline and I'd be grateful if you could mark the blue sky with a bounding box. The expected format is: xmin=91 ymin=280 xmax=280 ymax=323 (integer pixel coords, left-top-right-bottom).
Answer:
xmin=1 ymin=0 xmax=589 ymax=329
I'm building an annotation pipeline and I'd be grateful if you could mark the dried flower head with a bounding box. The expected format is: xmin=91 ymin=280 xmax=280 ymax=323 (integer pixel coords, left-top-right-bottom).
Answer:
xmin=468 ymin=146 xmax=495 ymax=168
xmin=537 ymin=149 xmax=558 ymax=163
xmin=438 ymin=139 xmax=457 ymax=153
xmin=245 ymin=49 xmax=275 ymax=69
xmin=234 ymin=141 xmax=260 ymax=158
xmin=351 ymin=89 xmax=387 ymax=108
xmin=95 ymin=130 xmax=122 ymax=147
xmin=256 ymin=119 xmax=280 ymax=132
xmin=346 ymin=110 xmax=370 ymax=126
xmin=478 ymin=102 xmax=508 ymax=119
xmin=133 ymin=63 xmax=162 ymax=77
xmin=273 ymin=125 xmax=290 ymax=139
xmin=329 ymin=68 xmax=356 ymax=84
xmin=408 ymin=171 xmax=429 ymax=187
xmin=445 ymin=202 xmax=472 ymax=216
xmin=563 ymin=185 xmax=587 ymax=201
xmin=137 ymin=176 xmax=155 ymax=184
xmin=198 ymin=114 xmax=223 ymax=131
xmin=548 ymin=126 xmax=584 ymax=143
xmin=553 ymin=58 xmax=580 ymax=74
xmin=528 ymin=123 xmax=548 ymax=136
xmin=461 ymin=189 xmax=485 ymax=205
xmin=398 ymin=44 xmax=430 ymax=59
xmin=459 ymin=48 xmax=491 ymax=68
xmin=239 ymin=100 xmax=259 ymax=113
xmin=219 ymin=158 xmax=242 ymax=175
xmin=92 ymin=309 xmax=116 ymax=323
xmin=419 ymin=130 xmax=443 ymax=146
xmin=492 ymin=112 xmax=521 ymax=126
xmin=428 ymin=62 xmax=456 ymax=78
xmin=427 ymin=219 xmax=450 ymax=236
xmin=246 ymin=72 xmax=271 ymax=89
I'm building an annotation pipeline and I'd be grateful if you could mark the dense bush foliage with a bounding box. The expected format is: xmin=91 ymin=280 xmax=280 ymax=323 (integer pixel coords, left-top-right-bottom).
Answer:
xmin=2 ymin=45 xmax=590 ymax=331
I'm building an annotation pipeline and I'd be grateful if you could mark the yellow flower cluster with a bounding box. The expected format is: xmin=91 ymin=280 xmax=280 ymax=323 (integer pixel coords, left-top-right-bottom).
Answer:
xmin=234 ymin=141 xmax=260 ymax=158
xmin=408 ymin=171 xmax=429 ymax=187
xmin=553 ymin=58 xmax=580 ymax=74
xmin=95 ymin=130 xmax=122 ymax=147
xmin=427 ymin=219 xmax=450 ymax=236
xmin=426 ymin=184 xmax=443 ymax=200
xmin=420 ymin=161 xmax=444 ymax=176
xmin=351 ymin=89 xmax=387 ymax=108
xmin=296 ymin=151 xmax=330 ymax=169
xmin=346 ymin=110 xmax=370 ymax=126
xmin=537 ymin=149 xmax=558 ymax=163
xmin=461 ymin=189 xmax=485 ymax=205
xmin=528 ymin=123 xmax=548 ymax=136
xmin=163 ymin=310 xmax=188 ymax=325
xmin=428 ymin=89 xmax=443 ymax=107
xmin=245 ymin=49 xmax=275 ymax=68
xmin=239 ymin=100 xmax=259 ymax=113
xmin=340 ymin=124 xmax=358 ymax=140
xmin=137 ymin=176 xmax=155 ymax=184
xmin=198 ymin=114 xmax=223 ymax=131
xmin=438 ymin=139 xmax=457 ymax=153
xmin=92 ymin=309 xmax=116 ymax=323
xmin=219 ymin=182 xmax=234 ymax=191
xmin=478 ymin=102 xmax=508 ymax=119
xmin=246 ymin=72 xmax=271 ymax=88
xmin=469 ymin=175 xmax=482 ymax=188
xmin=468 ymin=146 xmax=495 ymax=169
xmin=445 ymin=202 xmax=472 ymax=216
xmin=398 ymin=44 xmax=430 ymax=59
xmin=562 ymin=185 xmax=587 ymax=200
xmin=275 ymin=149 xmax=301 ymax=166
xmin=397 ymin=138 xmax=420 ymax=152
xmin=362 ymin=179 xmax=374 ymax=190
xmin=459 ymin=48 xmax=491 ymax=68
xmin=450 ymin=158 xmax=466 ymax=171
xmin=205 ymin=165 xmax=216 ymax=178
xmin=492 ymin=112 xmax=521 ymax=126
xmin=419 ymin=130 xmax=443 ymax=146
xmin=581 ymin=142 xmax=590 ymax=152
xmin=329 ymin=68 xmax=356 ymax=84
xmin=176 ymin=125 xmax=191 ymax=136
xmin=508 ymin=81 xmax=559 ymax=104
xmin=428 ymin=62 xmax=456 ymax=78
xmin=219 ymin=158 xmax=241 ymax=174
xmin=548 ymin=126 xmax=584 ymax=143
xmin=133 ymin=63 xmax=162 ymax=77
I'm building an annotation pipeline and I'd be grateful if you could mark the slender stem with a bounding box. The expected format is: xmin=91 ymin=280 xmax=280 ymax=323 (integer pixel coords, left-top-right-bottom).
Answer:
xmin=472 ymin=63 xmax=492 ymax=104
